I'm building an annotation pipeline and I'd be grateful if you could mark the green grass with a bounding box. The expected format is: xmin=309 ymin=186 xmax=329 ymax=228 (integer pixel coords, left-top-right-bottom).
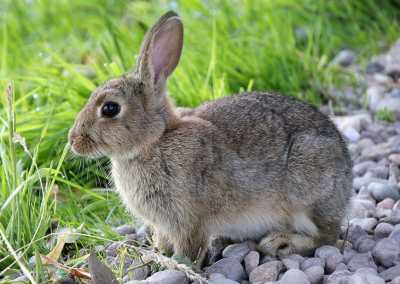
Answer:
xmin=376 ymin=108 xmax=397 ymax=123
xmin=1 ymin=0 xmax=400 ymax=281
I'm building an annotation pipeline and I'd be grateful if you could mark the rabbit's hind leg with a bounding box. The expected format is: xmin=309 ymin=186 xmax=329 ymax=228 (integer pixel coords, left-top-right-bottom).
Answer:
xmin=257 ymin=212 xmax=319 ymax=257
xmin=257 ymin=232 xmax=316 ymax=258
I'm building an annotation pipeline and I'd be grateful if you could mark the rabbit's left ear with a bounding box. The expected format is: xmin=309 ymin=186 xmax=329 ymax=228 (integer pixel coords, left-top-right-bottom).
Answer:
xmin=136 ymin=11 xmax=183 ymax=88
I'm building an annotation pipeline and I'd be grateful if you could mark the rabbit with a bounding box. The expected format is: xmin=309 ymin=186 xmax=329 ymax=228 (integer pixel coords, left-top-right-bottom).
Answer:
xmin=68 ymin=11 xmax=352 ymax=266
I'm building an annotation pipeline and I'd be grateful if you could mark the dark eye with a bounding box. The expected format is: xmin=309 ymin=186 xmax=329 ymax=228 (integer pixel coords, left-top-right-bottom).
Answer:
xmin=101 ymin=101 xmax=120 ymax=118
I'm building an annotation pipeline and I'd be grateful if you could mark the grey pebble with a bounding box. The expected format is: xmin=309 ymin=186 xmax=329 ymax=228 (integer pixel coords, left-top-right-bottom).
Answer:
xmin=325 ymin=253 xmax=344 ymax=273
xmin=113 ymin=224 xmax=136 ymax=236
xmin=347 ymin=252 xmax=377 ymax=272
xmin=348 ymin=225 xmax=369 ymax=245
xmin=348 ymin=273 xmax=385 ymax=284
xmin=282 ymin=258 xmax=300 ymax=270
xmin=368 ymin=182 xmax=400 ymax=202
xmin=249 ymin=260 xmax=283 ymax=284
xmin=380 ymin=264 xmax=400 ymax=281
xmin=205 ymin=258 xmax=246 ymax=281
xmin=145 ymin=270 xmax=189 ymax=284
xmin=123 ymin=259 xmax=149 ymax=281
xmin=389 ymin=224 xmax=400 ymax=242
xmin=332 ymin=49 xmax=356 ymax=67
xmin=244 ymin=251 xmax=259 ymax=275
xmin=304 ymin=265 xmax=324 ymax=284
xmin=353 ymin=161 xmax=376 ymax=176
xmin=314 ymin=245 xmax=341 ymax=259
xmin=300 ymin=257 xmax=325 ymax=271
xmin=350 ymin=217 xmax=378 ymax=232
xmin=372 ymin=238 xmax=400 ymax=267
xmin=280 ymin=269 xmax=310 ymax=284
xmin=374 ymin=222 xmax=394 ymax=239
xmin=209 ymin=273 xmax=239 ymax=284
xmin=355 ymin=236 xmax=376 ymax=253
xmin=105 ymin=241 xmax=122 ymax=257
xmin=389 ymin=276 xmax=400 ymax=284
xmin=325 ymin=270 xmax=352 ymax=284
xmin=367 ymin=62 xmax=385 ymax=74
xmin=350 ymin=198 xmax=376 ymax=219
xmin=222 ymin=242 xmax=250 ymax=262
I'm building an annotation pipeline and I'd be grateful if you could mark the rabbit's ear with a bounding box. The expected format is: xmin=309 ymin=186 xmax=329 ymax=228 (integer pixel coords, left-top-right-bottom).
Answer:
xmin=136 ymin=11 xmax=183 ymax=89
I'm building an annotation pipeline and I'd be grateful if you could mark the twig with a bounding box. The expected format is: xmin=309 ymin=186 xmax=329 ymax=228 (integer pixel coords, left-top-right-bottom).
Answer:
xmin=123 ymin=243 xmax=210 ymax=284
xmin=341 ymin=218 xmax=350 ymax=254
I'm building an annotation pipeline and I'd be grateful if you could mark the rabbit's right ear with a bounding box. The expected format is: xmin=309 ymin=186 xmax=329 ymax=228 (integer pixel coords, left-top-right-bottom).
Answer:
xmin=135 ymin=11 xmax=183 ymax=99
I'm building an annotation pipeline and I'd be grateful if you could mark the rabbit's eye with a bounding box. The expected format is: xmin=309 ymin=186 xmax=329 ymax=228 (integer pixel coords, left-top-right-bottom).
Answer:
xmin=102 ymin=101 xmax=120 ymax=118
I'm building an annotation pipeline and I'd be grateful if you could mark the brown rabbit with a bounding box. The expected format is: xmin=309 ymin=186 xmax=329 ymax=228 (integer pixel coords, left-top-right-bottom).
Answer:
xmin=69 ymin=11 xmax=352 ymax=266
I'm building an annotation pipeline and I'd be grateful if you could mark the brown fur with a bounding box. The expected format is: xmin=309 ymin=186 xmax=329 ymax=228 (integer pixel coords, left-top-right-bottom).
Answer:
xmin=69 ymin=11 xmax=352 ymax=265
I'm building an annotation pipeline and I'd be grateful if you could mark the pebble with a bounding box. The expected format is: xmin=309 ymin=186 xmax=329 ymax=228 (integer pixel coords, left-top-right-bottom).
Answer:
xmin=314 ymin=245 xmax=341 ymax=259
xmin=332 ymin=49 xmax=356 ymax=67
xmin=145 ymin=270 xmax=189 ymax=284
xmin=205 ymin=258 xmax=246 ymax=281
xmin=304 ymin=265 xmax=324 ymax=284
xmin=353 ymin=161 xmax=376 ymax=176
xmin=355 ymin=236 xmax=376 ymax=253
xmin=343 ymin=248 xmax=357 ymax=263
xmin=222 ymin=242 xmax=251 ymax=262
xmin=350 ymin=198 xmax=376 ymax=218
xmin=389 ymin=225 xmax=400 ymax=242
xmin=249 ymin=261 xmax=283 ymax=284
xmin=105 ymin=241 xmax=121 ymax=257
xmin=349 ymin=273 xmax=385 ymax=284
xmin=209 ymin=273 xmax=240 ymax=284
xmin=325 ymin=270 xmax=352 ymax=284
xmin=367 ymin=86 xmax=386 ymax=111
xmin=325 ymin=253 xmax=344 ymax=273
xmin=300 ymin=257 xmax=325 ymax=271
xmin=347 ymin=252 xmax=377 ymax=272
xmin=282 ymin=258 xmax=299 ymax=270
xmin=368 ymin=182 xmax=400 ymax=201
xmin=389 ymin=154 xmax=400 ymax=165
xmin=380 ymin=264 xmax=400 ymax=281
xmin=350 ymin=217 xmax=378 ymax=231
xmin=374 ymin=222 xmax=394 ymax=239
xmin=390 ymin=276 xmax=400 ymax=284
xmin=125 ymin=259 xmax=150 ymax=281
xmin=244 ymin=251 xmax=259 ymax=275
xmin=372 ymin=238 xmax=400 ymax=267
xmin=367 ymin=62 xmax=385 ymax=74
xmin=353 ymin=177 xmax=387 ymax=191
xmin=280 ymin=269 xmax=310 ymax=284
xmin=113 ymin=224 xmax=136 ymax=236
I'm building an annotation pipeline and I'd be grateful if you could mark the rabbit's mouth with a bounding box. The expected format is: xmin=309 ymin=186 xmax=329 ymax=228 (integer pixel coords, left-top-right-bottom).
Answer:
xmin=69 ymin=133 xmax=105 ymax=159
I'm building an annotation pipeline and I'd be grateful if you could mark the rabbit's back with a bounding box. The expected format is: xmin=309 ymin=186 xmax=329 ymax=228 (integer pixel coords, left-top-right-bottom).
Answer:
xmin=188 ymin=91 xmax=352 ymax=206
xmin=192 ymin=92 xmax=341 ymax=153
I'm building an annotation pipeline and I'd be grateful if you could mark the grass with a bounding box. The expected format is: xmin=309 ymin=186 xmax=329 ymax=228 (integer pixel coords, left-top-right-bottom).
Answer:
xmin=0 ymin=0 xmax=400 ymax=281
xmin=376 ymin=108 xmax=397 ymax=123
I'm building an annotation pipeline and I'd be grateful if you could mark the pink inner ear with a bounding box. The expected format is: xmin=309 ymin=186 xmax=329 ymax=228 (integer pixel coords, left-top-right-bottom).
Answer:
xmin=151 ymin=17 xmax=183 ymax=83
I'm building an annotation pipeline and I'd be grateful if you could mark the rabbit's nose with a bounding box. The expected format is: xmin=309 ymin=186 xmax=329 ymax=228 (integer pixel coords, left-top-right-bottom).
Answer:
xmin=68 ymin=128 xmax=79 ymax=146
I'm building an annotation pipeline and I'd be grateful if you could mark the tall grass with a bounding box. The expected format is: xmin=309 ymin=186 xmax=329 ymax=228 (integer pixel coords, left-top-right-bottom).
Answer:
xmin=0 ymin=0 xmax=399 ymax=277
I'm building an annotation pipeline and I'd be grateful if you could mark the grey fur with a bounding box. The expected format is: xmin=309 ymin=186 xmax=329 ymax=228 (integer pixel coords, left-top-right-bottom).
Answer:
xmin=69 ymin=11 xmax=352 ymax=265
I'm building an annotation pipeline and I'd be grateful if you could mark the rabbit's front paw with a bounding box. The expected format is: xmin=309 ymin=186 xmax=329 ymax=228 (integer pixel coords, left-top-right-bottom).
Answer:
xmin=258 ymin=232 xmax=293 ymax=258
